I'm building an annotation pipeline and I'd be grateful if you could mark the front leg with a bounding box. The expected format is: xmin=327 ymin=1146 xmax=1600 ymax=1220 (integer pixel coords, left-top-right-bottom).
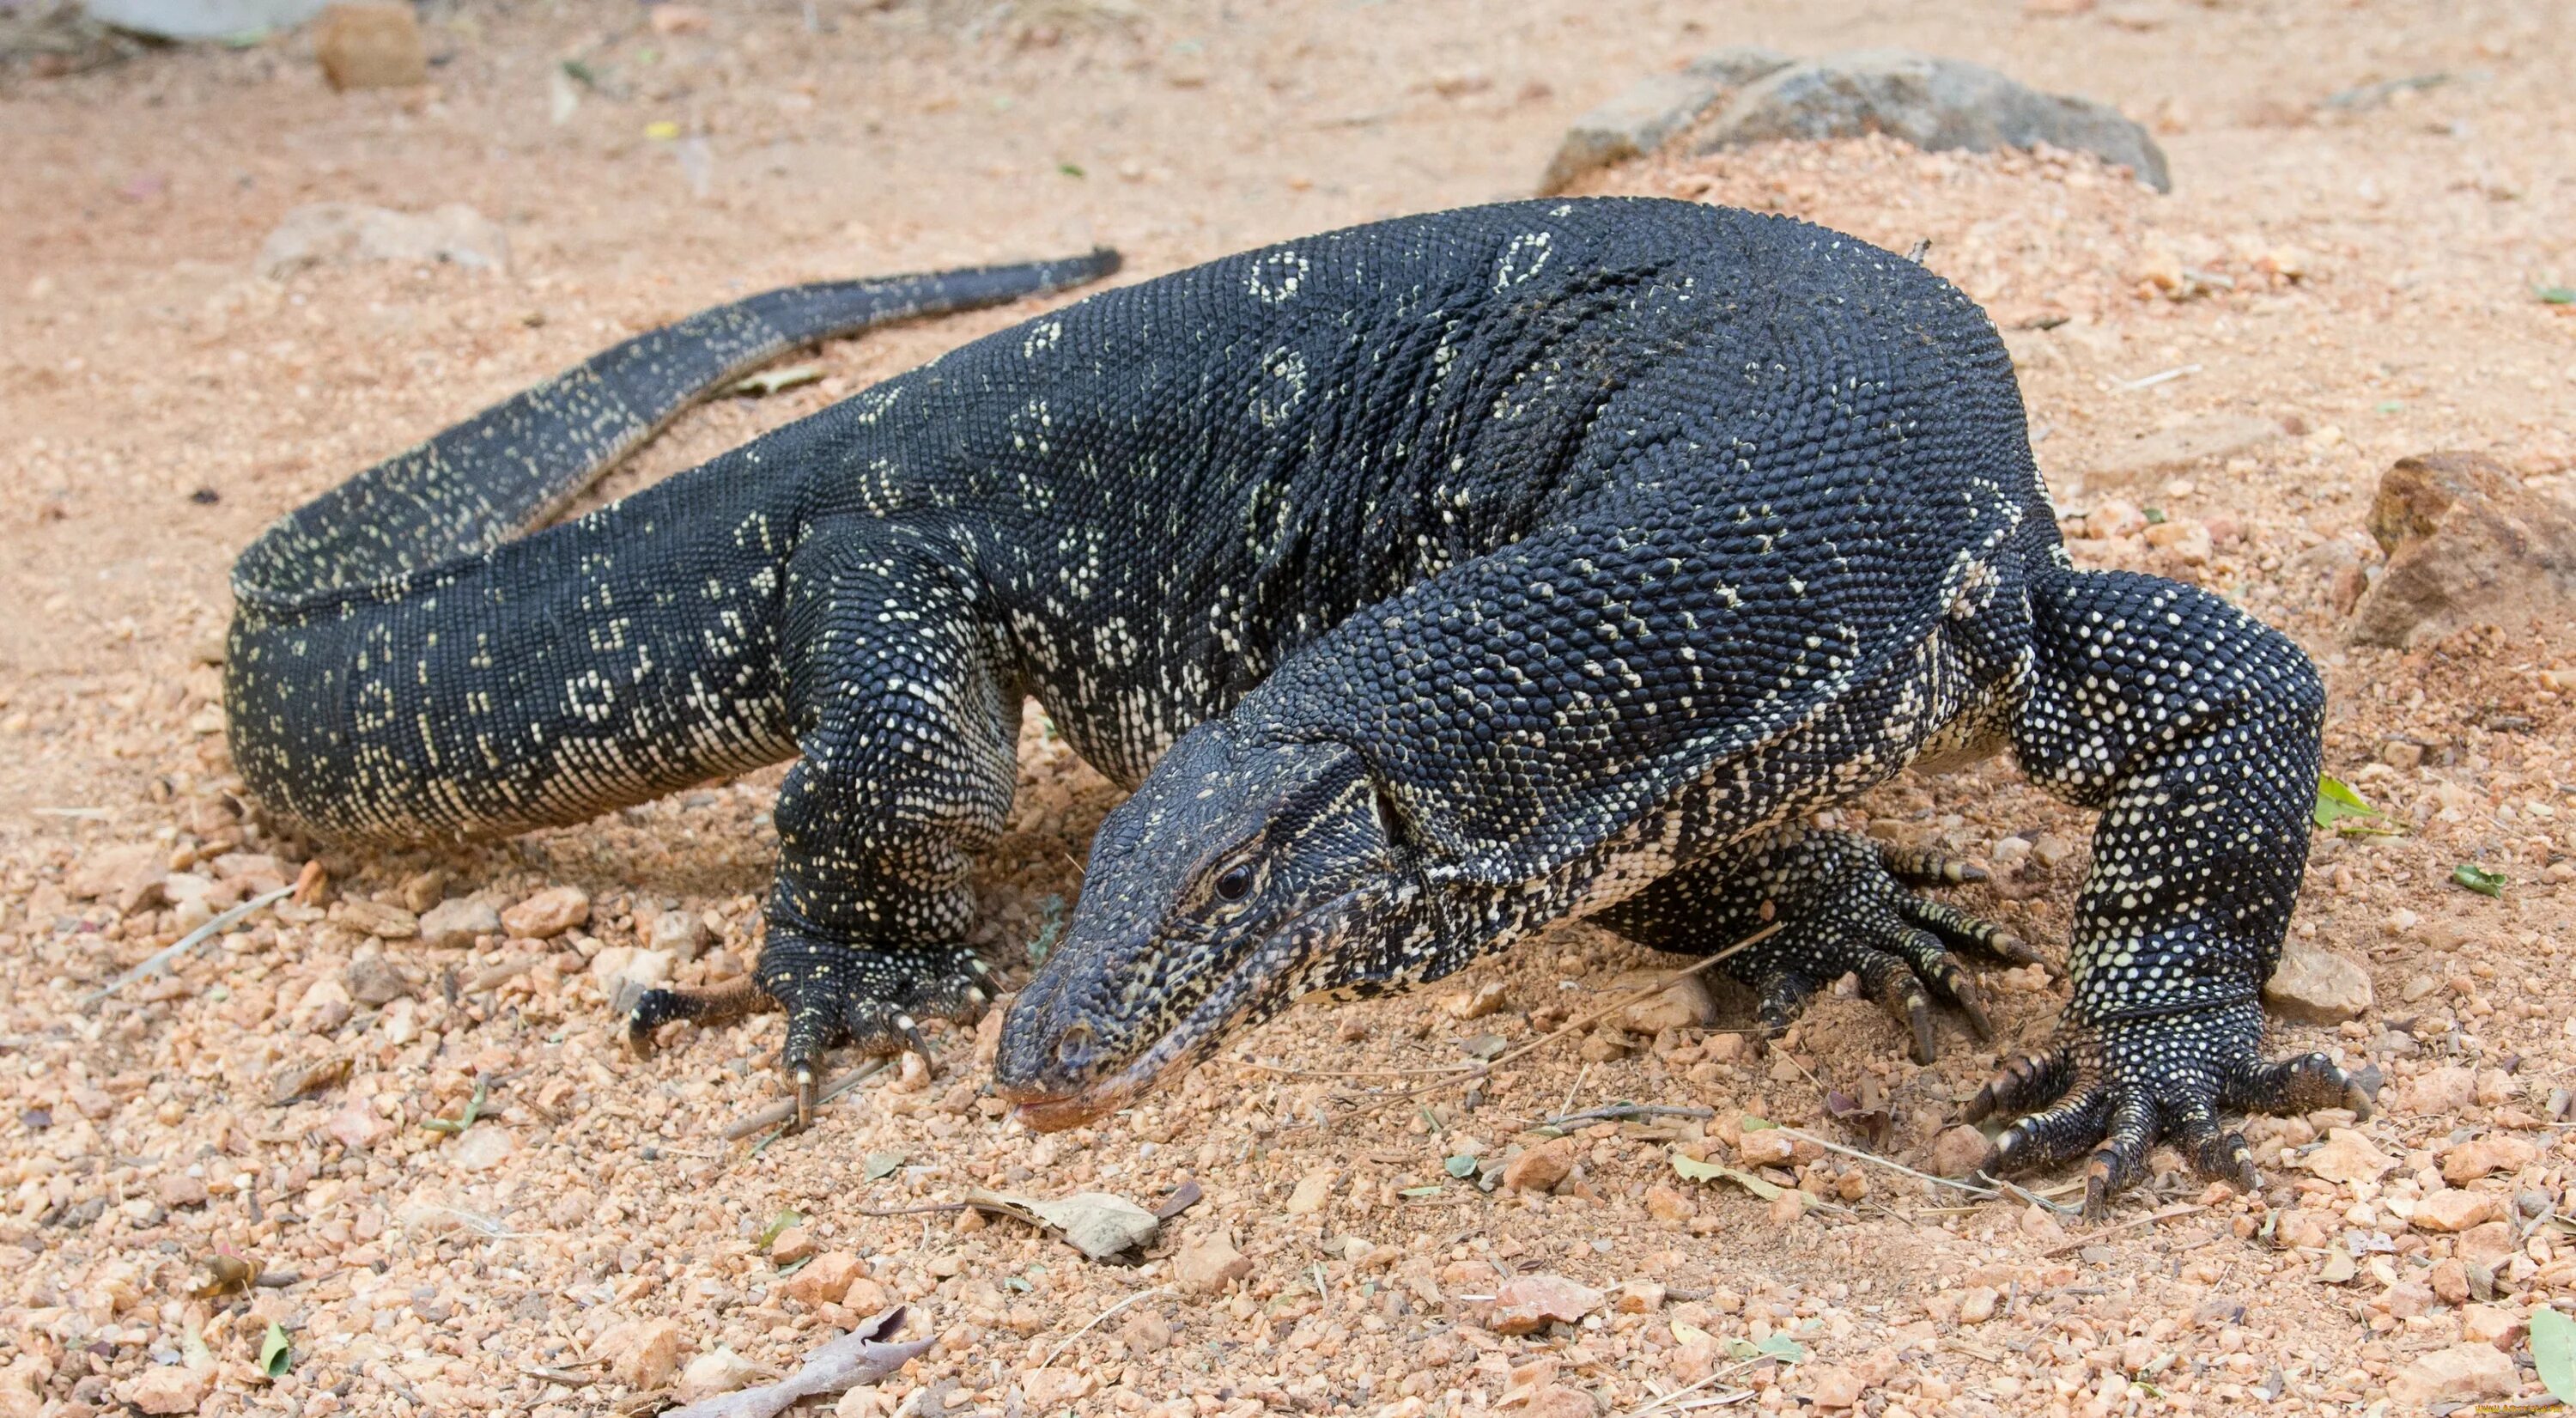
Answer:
xmin=1599 ymin=827 xmax=2042 ymax=1064
xmin=1981 ymin=568 xmax=2370 ymax=1214
xmin=627 ymin=525 xmax=1016 ymax=1123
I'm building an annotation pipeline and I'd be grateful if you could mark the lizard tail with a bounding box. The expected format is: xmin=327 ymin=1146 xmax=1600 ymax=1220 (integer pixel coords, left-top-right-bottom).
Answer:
xmin=230 ymin=249 xmax=1121 ymax=612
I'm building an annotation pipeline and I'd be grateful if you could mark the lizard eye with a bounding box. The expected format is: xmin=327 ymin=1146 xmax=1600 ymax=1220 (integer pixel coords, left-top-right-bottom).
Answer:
xmin=1213 ymin=862 xmax=1257 ymax=902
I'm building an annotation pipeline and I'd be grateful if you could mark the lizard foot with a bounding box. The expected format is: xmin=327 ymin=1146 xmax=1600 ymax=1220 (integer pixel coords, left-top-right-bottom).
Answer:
xmin=628 ymin=934 xmax=993 ymax=1128
xmin=1735 ymin=832 xmax=2045 ymax=1064
xmin=1961 ymin=999 xmax=2373 ymax=1217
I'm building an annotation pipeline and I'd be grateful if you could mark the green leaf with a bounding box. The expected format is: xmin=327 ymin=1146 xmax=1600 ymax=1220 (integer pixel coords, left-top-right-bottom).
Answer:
xmin=1398 ymin=1184 xmax=1443 ymax=1198
xmin=258 ymin=1321 xmax=291 ymax=1378
xmin=1755 ymin=1332 xmax=1807 ymax=1362
xmin=2142 ymin=507 xmax=2166 ymax=525
xmin=2374 ymin=400 xmax=2406 ymax=414
xmin=863 ymin=1151 xmax=905 ymax=1181
xmin=729 ymin=364 xmax=823 ymax=398
xmin=2534 ymin=1306 xmax=2576 ymax=1405
xmin=755 ymin=1209 xmax=802 ymax=1250
xmin=2313 ymin=776 xmax=2402 ymax=835
xmin=560 ymin=58 xmax=599 ymax=88
xmin=2537 ymin=286 xmax=2576 ymax=306
xmin=1443 ymin=1154 xmax=1477 ymax=1178
xmin=1670 ymin=1153 xmax=1725 ymax=1183
xmin=1739 ymin=1115 xmax=1777 ymax=1130
xmin=1057 ymin=162 xmax=1086 ymax=178
xmin=422 ymin=1077 xmax=486 ymax=1134
xmin=2451 ymin=861 xmax=2506 ymax=897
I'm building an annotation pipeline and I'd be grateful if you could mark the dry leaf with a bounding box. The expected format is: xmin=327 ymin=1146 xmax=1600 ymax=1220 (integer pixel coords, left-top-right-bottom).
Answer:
xmin=965 ymin=1188 xmax=1159 ymax=1260
xmin=658 ymin=1307 xmax=930 ymax=1418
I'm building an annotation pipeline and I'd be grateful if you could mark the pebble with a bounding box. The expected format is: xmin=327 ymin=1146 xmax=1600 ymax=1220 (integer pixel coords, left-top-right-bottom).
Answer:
xmin=2409 ymin=1188 xmax=2503 ymax=1232
xmin=1643 ymin=1185 xmax=1695 ymax=1222
xmin=2385 ymin=1344 xmax=2518 ymax=1408
xmin=343 ymin=954 xmax=416 ymax=1006
xmin=650 ymin=909 xmax=710 ymax=960
xmin=2262 ymin=939 xmax=2372 ymax=1023
xmin=1285 ymin=1167 xmax=1335 ymax=1214
xmin=450 ymin=1126 xmax=518 ymax=1173
xmin=1800 ymin=1363 xmax=1868 ymax=1409
xmin=1929 ymin=1125 xmax=1992 ymax=1177
xmin=418 ymin=897 xmax=502 ymax=949
xmin=502 ymin=885 xmax=591 ymax=940
xmin=592 ymin=1319 xmax=683 ymax=1390
xmin=2402 ymin=1064 xmax=2477 ymax=1115
xmin=313 ymin=1 xmax=427 ymax=89
xmin=1445 ymin=980 xmax=1508 ymax=1019
xmin=768 ymin=1226 xmax=817 ymax=1263
xmin=120 ymin=1364 xmax=210 ymax=1415
xmin=1023 ymin=1369 xmax=1096 ymax=1407
xmin=2440 ymin=1135 xmax=2536 ymax=1184
xmin=1501 ymin=1138 xmax=1577 ymax=1194
xmin=1175 ymin=1230 xmax=1251 ymax=1293
xmin=1958 ymin=1286 xmax=2000 ymax=1324
xmin=1609 ymin=970 xmax=1717 ymax=1032
xmin=781 ymin=1252 xmax=865 ymax=1306
xmin=327 ymin=1098 xmax=388 ymax=1151
xmin=2299 ymin=1129 xmax=2394 ymax=1184
xmin=1486 ymin=1274 xmax=1606 ymax=1335
xmin=677 ymin=1347 xmax=760 ymax=1402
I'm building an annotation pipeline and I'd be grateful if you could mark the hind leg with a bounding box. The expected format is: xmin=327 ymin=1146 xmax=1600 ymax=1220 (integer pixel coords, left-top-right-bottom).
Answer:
xmin=1599 ymin=827 xmax=2041 ymax=1063
xmin=628 ymin=524 xmax=1018 ymax=1123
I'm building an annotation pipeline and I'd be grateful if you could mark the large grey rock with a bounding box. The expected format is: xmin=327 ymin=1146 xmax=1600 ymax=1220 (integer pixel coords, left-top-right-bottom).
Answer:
xmin=1538 ymin=46 xmax=1792 ymax=194
xmin=1693 ymin=50 xmax=2170 ymax=192
xmin=81 ymin=0 xmax=326 ymax=40
xmin=258 ymin=202 xmax=511 ymax=280
xmin=2347 ymin=451 xmax=2576 ymax=649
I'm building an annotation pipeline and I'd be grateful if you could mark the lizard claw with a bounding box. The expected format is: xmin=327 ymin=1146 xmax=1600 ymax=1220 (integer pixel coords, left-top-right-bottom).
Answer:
xmin=1971 ymin=1000 xmax=2368 ymax=1214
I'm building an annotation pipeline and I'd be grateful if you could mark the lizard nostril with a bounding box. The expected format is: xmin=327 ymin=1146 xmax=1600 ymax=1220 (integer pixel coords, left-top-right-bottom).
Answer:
xmin=1054 ymin=1023 xmax=1094 ymax=1073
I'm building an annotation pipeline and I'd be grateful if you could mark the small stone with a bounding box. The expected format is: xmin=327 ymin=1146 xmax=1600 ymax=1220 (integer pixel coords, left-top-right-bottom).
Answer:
xmin=1801 ymin=1364 xmax=1868 ymax=1409
xmin=677 ymin=1347 xmax=760 ymax=1403
xmin=502 ymin=885 xmax=590 ymax=939
xmin=1119 ymin=1308 xmax=1172 ymax=1354
xmin=649 ymin=910 xmax=709 ymax=960
xmin=1176 ymin=1230 xmax=1252 ymax=1293
xmin=1643 ymin=1185 xmax=1695 ymax=1223
xmin=604 ymin=949 xmax=675 ymax=1017
xmin=1929 ymin=1125 xmax=1992 ymax=1178
xmin=768 ymin=1226 xmax=816 ymax=1264
xmin=2087 ymin=417 xmax=2280 ymax=493
xmin=157 ymin=1173 xmax=210 ymax=1208
xmin=2428 ymin=1257 xmax=2470 ymax=1305
xmin=1958 ymin=1286 xmax=2000 ymax=1324
xmin=2262 ymin=940 xmax=2373 ymax=1023
xmin=780 ymin=1252 xmax=865 ymax=1306
xmin=1445 ymin=980 xmax=1508 ymax=1019
xmin=1519 ymin=1386 xmax=1596 ymax=1418
xmin=2410 ymin=1188 xmax=2504 ymax=1232
xmin=2385 ymin=1344 xmax=2518 ymax=1409
xmin=2299 ymin=1128 xmax=2395 ymax=1184
xmin=2442 ymin=1135 xmax=2537 ymax=1184
xmin=1024 ymin=1368 xmax=1095 ymax=1407
xmin=122 ymin=1365 xmax=211 ymax=1415
xmin=2462 ymin=1303 xmax=2524 ymax=1348
xmin=2458 ymin=1221 xmax=2517 ymax=1268
xmin=1285 ymin=1167 xmax=1334 ymax=1215
xmin=343 ymin=954 xmax=416 ymax=1006
xmin=2087 ymin=499 xmax=2147 ymax=539
xmin=2142 ymin=517 xmax=2212 ymax=564
xmin=1487 ymin=1274 xmax=1607 ymax=1335
xmin=1735 ymin=1129 xmax=1797 ymax=1167
xmin=1502 ymin=1138 xmax=1577 ymax=1194
xmin=313 ymin=3 xmax=427 ymax=89
xmin=842 ymin=1275 xmax=891 ymax=1313
xmin=1615 ymin=1280 xmax=1667 ymax=1314
xmin=450 ymin=1126 xmax=518 ymax=1173
xmin=327 ymin=1098 xmax=388 ymax=1151
xmin=593 ymin=1318 xmax=684 ymax=1389
xmin=2318 ymin=1251 xmax=2357 ymax=1284
xmin=1609 ymin=969 xmax=1719 ymax=1033
xmin=418 ymin=897 xmax=501 ymax=949
xmin=2404 ymin=1065 xmax=2478 ymax=1116
xmin=398 ymin=869 xmax=447 ymax=913
xmin=647 ymin=3 xmax=708 ymax=33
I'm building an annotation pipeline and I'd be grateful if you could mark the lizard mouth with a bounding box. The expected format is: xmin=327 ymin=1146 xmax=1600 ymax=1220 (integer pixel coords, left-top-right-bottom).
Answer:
xmin=999 ymin=887 xmax=1367 ymax=1132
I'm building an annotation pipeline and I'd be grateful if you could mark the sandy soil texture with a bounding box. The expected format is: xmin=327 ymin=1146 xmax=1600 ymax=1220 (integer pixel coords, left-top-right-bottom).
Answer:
xmin=3 ymin=2 xmax=2574 ymax=1415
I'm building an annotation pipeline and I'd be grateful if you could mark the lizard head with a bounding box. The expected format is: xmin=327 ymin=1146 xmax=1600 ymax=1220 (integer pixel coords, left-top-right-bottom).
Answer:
xmin=994 ymin=721 xmax=1436 ymax=1130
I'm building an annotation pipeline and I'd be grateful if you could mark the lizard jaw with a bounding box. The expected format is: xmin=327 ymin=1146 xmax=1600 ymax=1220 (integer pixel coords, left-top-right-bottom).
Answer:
xmin=999 ymin=887 xmax=1367 ymax=1132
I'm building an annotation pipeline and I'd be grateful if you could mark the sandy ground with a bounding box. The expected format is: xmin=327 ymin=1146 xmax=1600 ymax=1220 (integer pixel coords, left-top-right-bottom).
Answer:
xmin=3 ymin=1 xmax=2575 ymax=1415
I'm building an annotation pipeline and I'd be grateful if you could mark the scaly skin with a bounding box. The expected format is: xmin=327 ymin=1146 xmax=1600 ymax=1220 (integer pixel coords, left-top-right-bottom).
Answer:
xmin=224 ymin=201 xmax=2361 ymax=1204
